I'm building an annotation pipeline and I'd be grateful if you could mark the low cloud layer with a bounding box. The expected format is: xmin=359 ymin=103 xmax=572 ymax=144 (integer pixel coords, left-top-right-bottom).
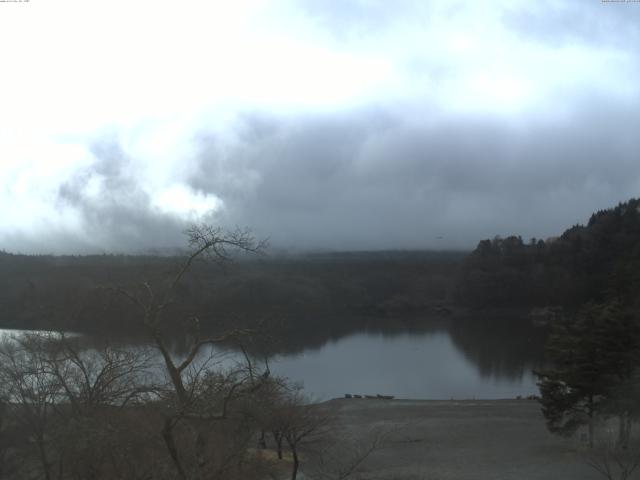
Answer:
xmin=1 ymin=1 xmax=639 ymax=253
xmin=192 ymin=102 xmax=640 ymax=250
xmin=13 ymin=98 xmax=636 ymax=254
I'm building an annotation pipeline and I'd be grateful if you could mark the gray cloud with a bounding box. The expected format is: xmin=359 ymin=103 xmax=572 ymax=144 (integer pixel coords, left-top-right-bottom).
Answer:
xmin=186 ymin=99 xmax=640 ymax=251
xmin=55 ymin=136 xmax=187 ymax=253
xmin=3 ymin=1 xmax=640 ymax=254
xmin=13 ymin=99 xmax=640 ymax=255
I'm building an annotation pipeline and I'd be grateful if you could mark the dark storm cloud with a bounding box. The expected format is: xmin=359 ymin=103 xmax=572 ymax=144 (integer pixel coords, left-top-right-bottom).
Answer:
xmin=189 ymin=100 xmax=640 ymax=251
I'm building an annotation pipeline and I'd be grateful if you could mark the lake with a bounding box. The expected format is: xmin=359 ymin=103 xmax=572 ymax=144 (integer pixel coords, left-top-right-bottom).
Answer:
xmin=265 ymin=329 xmax=540 ymax=400
xmin=0 ymin=319 xmax=545 ymax=401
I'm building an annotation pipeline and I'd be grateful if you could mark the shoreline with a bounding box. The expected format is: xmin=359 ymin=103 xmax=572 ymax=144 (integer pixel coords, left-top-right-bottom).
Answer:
xmin=330 ymin=396 xmax=540 ymax=402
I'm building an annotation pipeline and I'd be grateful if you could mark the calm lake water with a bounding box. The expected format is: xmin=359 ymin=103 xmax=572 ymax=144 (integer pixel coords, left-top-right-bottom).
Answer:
xmin=0 ymin=321 xmax=544 ymax=401
xmin=265 ymin=330 xmax=539 ymax=400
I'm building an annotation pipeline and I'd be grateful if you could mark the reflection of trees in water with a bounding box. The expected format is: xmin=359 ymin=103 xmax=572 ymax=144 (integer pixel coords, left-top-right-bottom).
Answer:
xmin=72 ymin=314 xmax=448 ymax=355
xmin=448 ymin=313 xmax=548 ymax=381
xmin=243 ymin=313 xmax=545 ymax=385
xmin=59 ymin=313 xmax=547 ymax=383
xmin=241 ymin=315 xmax=450 ymax=358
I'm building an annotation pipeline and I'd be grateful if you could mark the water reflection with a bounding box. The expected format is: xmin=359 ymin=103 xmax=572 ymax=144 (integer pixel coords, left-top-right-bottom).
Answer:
xmin=0 ymin=317 xmax=547 ymax=400
xmin=448 ymin=315 xmax=547 ymax=381
xmin=265 ymin=330 xmax=540 ymax=400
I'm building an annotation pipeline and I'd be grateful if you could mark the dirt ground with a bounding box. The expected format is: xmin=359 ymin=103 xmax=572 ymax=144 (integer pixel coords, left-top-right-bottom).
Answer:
xmin=311 ymin=398 xmax=605 ymax=480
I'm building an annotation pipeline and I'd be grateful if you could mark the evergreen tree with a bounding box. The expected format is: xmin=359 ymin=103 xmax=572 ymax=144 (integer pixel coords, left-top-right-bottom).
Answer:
xmin=536 ymin=304 xmax=607 ymax=447
xmin=536 ymin=300 xmax=640 ymax=448
xmin=593 ymin=300 xmax=640 ymax=448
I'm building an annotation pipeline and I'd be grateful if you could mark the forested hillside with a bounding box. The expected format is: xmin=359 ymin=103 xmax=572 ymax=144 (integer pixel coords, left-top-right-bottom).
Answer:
xmin=456 ymin=198 xmax=640 ymax=309
xmin=0 ymin=249 xmax=464 ymax=343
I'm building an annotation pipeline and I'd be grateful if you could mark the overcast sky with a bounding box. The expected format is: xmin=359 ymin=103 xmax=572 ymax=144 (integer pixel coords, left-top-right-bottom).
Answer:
xmin=1 ymin=0 xmax=639 ymax=253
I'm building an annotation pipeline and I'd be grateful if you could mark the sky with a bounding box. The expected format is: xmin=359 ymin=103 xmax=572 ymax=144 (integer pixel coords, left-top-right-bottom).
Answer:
xmin=1 ymin=0 xmax=640 ymax=253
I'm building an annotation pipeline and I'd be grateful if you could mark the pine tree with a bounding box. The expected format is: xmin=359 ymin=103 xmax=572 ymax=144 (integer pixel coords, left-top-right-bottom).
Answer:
xmin=593 ymin=300 xmax=640 ymax=448
xmin=536 ymin=301 xmax=640 ymax=448
xmin=536 ymin=304 xmax=605 ymax=447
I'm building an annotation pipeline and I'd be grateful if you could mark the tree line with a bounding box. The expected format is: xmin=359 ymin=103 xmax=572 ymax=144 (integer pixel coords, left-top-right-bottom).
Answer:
xmin=456 ymin=198 xmax=640 ymax=310
xmin=0 ymin=247 xmax=463 ymax=334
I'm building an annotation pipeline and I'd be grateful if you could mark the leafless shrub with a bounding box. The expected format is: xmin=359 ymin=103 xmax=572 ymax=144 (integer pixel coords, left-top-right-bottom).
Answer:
xmin=585 ymin=430 xmax=640 ymax=480
xmin=307 ymin=427 xmax=387 ymax=480
xmin=0 ymin=331 xmax=165 ymax=480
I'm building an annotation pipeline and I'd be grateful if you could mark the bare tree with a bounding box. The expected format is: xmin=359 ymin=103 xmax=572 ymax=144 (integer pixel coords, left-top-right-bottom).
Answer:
xmin=0 ymin=331 xmax=166 ymax=480
xmin=112 ymin=226 xmax=265 ymax=407
xmin=110 ymin=225 xmax=268 ymax=480
xmin=585 ymin=430 xmax=640 ymax=480
xmin=259 ymin=385 xmax=387 ymax=480
xmin=42 ymin=334 xmax=156 ymax=414
xmin=307 ymin=428 xmax=386 ymax=480
xmin=0 ymin=333 xmax=63 ymax=480
xmin=266 ymin=389 xmax=331 ymax=480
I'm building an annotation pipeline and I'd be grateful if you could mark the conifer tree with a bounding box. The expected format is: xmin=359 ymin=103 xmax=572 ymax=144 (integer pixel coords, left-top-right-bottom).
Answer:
xmin=536 ymin=304 xmax=606 ymax=447
xmin=536 ymin=300 xmax=640 ymax=448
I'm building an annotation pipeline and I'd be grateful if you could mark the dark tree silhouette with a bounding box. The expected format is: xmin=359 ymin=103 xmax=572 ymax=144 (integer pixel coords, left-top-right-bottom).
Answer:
xmin=536 ymin=300 xmax=640 ymax=448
